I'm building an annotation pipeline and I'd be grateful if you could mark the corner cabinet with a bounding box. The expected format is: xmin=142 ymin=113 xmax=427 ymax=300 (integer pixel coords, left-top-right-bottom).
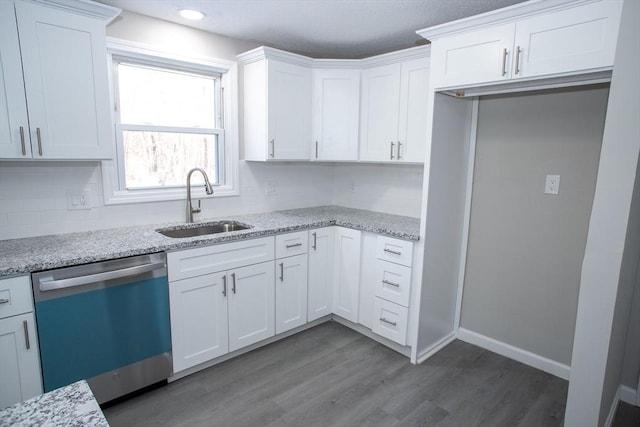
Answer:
xmin=333 ymin=227 xmax=362 ymax=323
xmin=239 ymin=47 xmax=312 ymax=161
xmin=0 ymin=276 xmax=42 ymax=410
xmin=307 ymin=227 xmax=334 ymax=321
xmin=425 ymin=0 xmax=623 ymax=89
xmin=0 ymin=0 xmax=119 ymax=160
xmin=359 ymin=54 xmax=430 ymax=163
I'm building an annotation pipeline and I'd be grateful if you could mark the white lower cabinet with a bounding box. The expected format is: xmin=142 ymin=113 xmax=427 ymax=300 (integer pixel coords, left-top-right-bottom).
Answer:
xmin=228 ymin=261 xmax=275 ymax=352
xmin=307 ymin=227 xmax=334 ymax=321
xmin=333 ymin=227 xmax=362 ymax=323
xmin=275 ymin=254 xmax=308 ymax=334
xmin=169 ymin=272 xmax=228 ymax=373
xmin=371 ymin=297 xmax=409 ymax=345
xmin=0 ymin=276 xmax=42 ymax=410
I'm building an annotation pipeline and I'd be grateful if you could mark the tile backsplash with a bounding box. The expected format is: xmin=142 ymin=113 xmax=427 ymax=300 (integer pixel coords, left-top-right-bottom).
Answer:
xmin=0 ymin=161 xmax=423 ymax=240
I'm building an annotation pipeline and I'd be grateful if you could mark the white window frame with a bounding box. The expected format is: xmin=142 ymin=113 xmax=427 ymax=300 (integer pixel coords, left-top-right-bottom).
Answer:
xmin=101 ymin=38 xmax=239 ymax=204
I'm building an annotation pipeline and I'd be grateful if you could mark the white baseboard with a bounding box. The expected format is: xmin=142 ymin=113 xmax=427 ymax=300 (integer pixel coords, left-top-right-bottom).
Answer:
xmin=416 ymin=332 xmax=457 ymax=364
xmin=456 ymin=328 xmax=571 ymax=380
xmin=621 ymin=385 xmax=638 ymax=405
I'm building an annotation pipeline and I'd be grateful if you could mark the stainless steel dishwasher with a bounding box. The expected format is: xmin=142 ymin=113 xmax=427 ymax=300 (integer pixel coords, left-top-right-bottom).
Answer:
xmin=31 ymin=252 xmax=172 ymax=404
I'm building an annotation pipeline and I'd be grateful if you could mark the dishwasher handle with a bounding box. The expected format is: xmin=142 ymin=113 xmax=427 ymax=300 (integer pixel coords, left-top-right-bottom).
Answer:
xmin=39 ymin=261 xmax=166 ymax=292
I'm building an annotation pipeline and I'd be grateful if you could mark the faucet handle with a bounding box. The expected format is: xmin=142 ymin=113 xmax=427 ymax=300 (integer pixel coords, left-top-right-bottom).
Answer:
xmin=191 ymin=199 xmax=202 ymax=214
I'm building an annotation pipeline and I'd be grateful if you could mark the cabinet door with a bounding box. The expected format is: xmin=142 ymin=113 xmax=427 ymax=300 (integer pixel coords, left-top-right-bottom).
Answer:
xmin=0 ymin=313 xmax=42 ymax=410
xmin=397 ymin=58 xmax=430 ymax=163
xmin=430 ymin=23 xmax=515 ymax=89
xmin=312 ymin=68 xmax=360 ymax=161
xmin=513 ymin=1 xmax=622 ymax=79
xmin=275 ymin=254 xmax=308 ymax=334
xmin=359 ymin=63 xmax=401 ymax=161
xmin=169 ymin=272 xmax=229 ymax=373
xmin=0 ymin=1 xmax=31 ymax=159
xmin=268 ymin=59 xmax=311 ymax=160
xmin=15 ymin=0 xmax=113 ymax=159
xmin=308 ymin=228 xmax=334 ymax=321
xmin=228 ymin=261 xmax=275 ymax=352
xmin=333 ymin=227 xmax=362 ymax=322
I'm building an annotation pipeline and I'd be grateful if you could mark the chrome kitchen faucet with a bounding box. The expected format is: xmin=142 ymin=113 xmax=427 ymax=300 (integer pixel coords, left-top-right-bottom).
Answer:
xmin=186 ymin=167 xmax=214 ymax=223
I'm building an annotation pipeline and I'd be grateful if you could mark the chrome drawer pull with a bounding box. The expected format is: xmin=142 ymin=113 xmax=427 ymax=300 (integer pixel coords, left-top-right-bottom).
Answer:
xmin=312 ymin=232 xmax=317 ymax=250
xmin=222 ymin=275 xmax=227 ymax=297
xmin=23 ymin=320 xmax=30 ymax=350
xmin=380 ymin=317 xmax=397 ymax=327
xmin=390 ymin=141 xmax=395 ymax=160
xmin=231 ymin=273 xmax=237 ymax=294
xmin=383 ymin=248 xmax=402 ymax=256
xmin=36 ymin=127 xmax=43 ymax=156
xmin=19 ymin=126 xmax=26 ymax=155
xmin=514 ymin=46 xmax=522 ymax=75
xmin=0 ymin=298 xmax=9 ymax=304
xmin=279 ymin=262 xmax=284 ymax=281
xmin=501 ymin=48 xmax=508 ymax=76
xmin=382 ymin=279 xmax=399 ymax=288
xmin=397 ymin=141 xmax=402 ymax=160
xmin=286 ymin=243 xmax=302 ymax=248
xmin=269 ymin=139 xmax=275 ymax=158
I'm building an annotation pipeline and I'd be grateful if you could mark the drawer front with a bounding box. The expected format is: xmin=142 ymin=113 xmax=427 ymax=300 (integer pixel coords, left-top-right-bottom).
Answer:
xmin=371 ymin=297 xmax=408 ymax=346
xmin=275 ymin=231 xmax=308 ymax=259
xmin=376 ymin=236 xmax=413 ymax=267
xmin=168 ymin=237 xmax=275 ymax=281
xmin=374 ymin=260 xmax=411 ymax=307
xmin=0 ymin=275 xmax=33 ymax=319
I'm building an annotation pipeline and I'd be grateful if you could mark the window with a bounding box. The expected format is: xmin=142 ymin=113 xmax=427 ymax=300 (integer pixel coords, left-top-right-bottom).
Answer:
xmin=102 ymin=40 xmax=239 ymax=204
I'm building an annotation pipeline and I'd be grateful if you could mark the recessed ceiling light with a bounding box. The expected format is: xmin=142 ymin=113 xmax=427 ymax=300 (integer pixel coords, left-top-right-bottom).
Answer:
xmin=179 ymin=9 xmax=205 ymax=20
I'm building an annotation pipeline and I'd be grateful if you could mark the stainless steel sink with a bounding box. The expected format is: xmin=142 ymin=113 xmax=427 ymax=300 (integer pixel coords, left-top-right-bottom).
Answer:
xmin=157 ymin=221 xmax=252 ymax=238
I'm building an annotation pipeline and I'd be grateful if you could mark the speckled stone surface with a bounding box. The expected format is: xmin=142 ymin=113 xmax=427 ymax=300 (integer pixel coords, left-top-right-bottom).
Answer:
xmin=0 ymin=206 xmax=419 ymax=277
xmin=0 ymin=380 xmax=108 ymax=427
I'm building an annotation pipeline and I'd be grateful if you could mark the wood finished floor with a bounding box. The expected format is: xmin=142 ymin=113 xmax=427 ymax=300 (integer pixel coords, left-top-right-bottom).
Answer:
xmin=103 ymin=321 xmax=570 ymax=427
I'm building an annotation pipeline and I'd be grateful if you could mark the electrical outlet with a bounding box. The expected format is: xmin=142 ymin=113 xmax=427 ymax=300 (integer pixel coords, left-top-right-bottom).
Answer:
xmin=67 ymin=189 xmax=92 ymax=210
xmin=544 ymin=175 xmax=560 ymax=195
xmin=265 ymin=181 xmax=277 ymax=195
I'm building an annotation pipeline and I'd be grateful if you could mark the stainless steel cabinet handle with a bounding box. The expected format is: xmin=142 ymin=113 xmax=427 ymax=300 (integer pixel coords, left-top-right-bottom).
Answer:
xmin=222 ymin=275 xmax=227 ymax=297
xmin=39 ymin=261 xmax=166 ymax=291
xmin=269 ymin=139 xmax=275 ymax=158
xmin=279 ymin=262 xmax=284 ymax=282
xmin=397 ymin=141 xmax=402 ymax=160
xmin=382 ymin=279 xmax=400 ymax=288
xmin=286 ymin=242 xmax=302 ymax=249
xmin=390 ymin=142 xmax=395 ymax=160
xmin=315 ymin=141 xmax=318 ymax=159
xmin=501 ymin=48 xmax=508 ymax=76
xmin=380 ymin=317 xmax=397 ymax=327
xmin=514 ymin=46 xmax=522 ymax=75
xmin=36 ymin=127 xmax=43 ymax=156
xmin=383 ymin=248 xmax=402 ymax=256
xmin=23 ymin=320 xmax=30 ymax=350
xmin=19 ymin=126 xmax=26 ymax=155
xmin=312 ymin=232 xmax=317 ymax=250
xmin=231 ymin=273 xmax=237 ymax=293
xmin=0 ymin=298 xmax=9 ymax=304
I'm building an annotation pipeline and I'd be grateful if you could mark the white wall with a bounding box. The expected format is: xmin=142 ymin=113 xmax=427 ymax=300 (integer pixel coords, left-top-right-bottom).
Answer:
xmin=564 ymin=0 xmax=640 ymax=424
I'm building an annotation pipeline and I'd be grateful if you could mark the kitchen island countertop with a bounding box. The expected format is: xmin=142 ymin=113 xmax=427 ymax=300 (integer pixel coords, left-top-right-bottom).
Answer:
xmin=0 ymin=380 xmax=108 ymax=427
xmin=0 ymin=206 xmax=420 ymax=277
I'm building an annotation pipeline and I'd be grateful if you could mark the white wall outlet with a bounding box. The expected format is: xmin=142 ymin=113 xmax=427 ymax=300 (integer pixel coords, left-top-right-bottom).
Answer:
xmin=265 ymin=181 xmax=277 ymax=195
xmin=544 ymin=175 xmax=560 ymax=195
xmin=66 ymin=189 xmax=92 ymax=210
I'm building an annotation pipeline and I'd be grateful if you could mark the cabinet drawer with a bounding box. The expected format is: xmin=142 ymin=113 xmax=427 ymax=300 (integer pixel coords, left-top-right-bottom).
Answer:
xmin=376 ymin=236 xmax=413 ymax=267
xmin=374 ymin=260 xmax=411 ymax=307
xmin=275 ymin=231 xmax=308 ymax=258
xmin=0 ymin=276 xmax=33 ymax=319
xmin=168 ymin=237 xmax=275 ymax=281
xmin=371 ymin=297 xmax=408 ymax=346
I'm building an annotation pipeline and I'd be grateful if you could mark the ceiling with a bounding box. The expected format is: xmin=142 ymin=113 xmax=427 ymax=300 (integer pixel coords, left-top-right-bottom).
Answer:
xmin=98 ymin=0 xmax=527 ymax=58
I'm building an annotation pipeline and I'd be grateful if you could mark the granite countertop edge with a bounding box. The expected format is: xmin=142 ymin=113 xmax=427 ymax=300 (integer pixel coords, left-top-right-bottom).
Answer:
xmin=0 ymin=206 xmax=420 ymax=278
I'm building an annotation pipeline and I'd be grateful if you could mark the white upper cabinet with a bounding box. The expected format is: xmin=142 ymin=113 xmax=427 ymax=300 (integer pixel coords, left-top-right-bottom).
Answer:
xmin=424 ymin=0 xmax=623 ymax=90
xmin=0 ymin=0 xmax=119 ymax=160
xmin=360 ymin=55 xmax=430 ymax=163
xmin=311 ymin=68 xmax=360 ymax=161
xmin=240 ymin=47 xmax=312 ymax=161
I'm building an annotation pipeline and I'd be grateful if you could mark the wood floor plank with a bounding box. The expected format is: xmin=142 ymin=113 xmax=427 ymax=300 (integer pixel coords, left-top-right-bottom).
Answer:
xmin=104 ymin=321 xmax=579 ymax=427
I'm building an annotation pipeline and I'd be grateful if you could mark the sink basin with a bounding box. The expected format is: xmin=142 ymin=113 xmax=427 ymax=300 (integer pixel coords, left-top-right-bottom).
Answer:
xmin=157 ymin=221 xmax=252 ymax=238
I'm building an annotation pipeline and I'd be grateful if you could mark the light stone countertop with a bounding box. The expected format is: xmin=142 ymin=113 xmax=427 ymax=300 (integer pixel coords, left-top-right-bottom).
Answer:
xmin=0 ymin=206 xmax=420 ymax=278
xmin=0 ymin=380 xmax=108 ymax=427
